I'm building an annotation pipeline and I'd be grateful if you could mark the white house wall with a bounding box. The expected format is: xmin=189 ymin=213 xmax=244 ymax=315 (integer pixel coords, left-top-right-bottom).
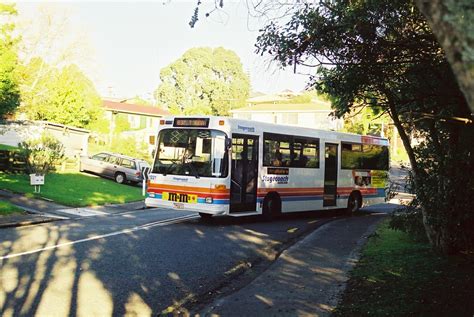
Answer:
xmin=0 ymin=122 xmax=89 ymax=158
xmin=0 ymin=123 xmax=42 ymax=147
xmin=251 ymin=112 xmax=276 ymax=124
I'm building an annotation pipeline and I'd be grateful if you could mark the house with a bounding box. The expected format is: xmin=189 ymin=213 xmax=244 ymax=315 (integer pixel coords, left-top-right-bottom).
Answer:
xmin=103 ymin=100 xmax=170 ymax=131
xmin=231 ymin=101 xmax=344 ymax=131
xmin=102 ymin=100 xmax=171 ymax=154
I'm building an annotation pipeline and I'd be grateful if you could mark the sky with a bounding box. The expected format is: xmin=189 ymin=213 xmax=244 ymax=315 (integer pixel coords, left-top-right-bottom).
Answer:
xmin=16 ymin=1 xmax=310 ymax=100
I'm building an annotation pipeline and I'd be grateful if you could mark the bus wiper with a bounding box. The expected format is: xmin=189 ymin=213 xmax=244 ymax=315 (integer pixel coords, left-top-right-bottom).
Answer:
xmin=162 ymin=160 xmax=177 ymax=176
xmin=184 ymin=161 xmax=200 ymax=179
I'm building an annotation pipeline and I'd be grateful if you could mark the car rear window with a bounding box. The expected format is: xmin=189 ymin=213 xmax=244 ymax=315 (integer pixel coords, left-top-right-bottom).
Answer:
xmin=121 ymin=159 xmax=136 ymax=169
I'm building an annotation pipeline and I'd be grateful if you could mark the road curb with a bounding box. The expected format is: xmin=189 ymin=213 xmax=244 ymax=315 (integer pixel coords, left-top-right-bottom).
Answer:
xmin=0 ymin=216 xmax=60 ymax=229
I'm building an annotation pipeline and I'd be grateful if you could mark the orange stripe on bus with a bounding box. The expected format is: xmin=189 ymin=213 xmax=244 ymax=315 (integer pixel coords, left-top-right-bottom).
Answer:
xmin=147 ymin=183 xmax=229 ymax=194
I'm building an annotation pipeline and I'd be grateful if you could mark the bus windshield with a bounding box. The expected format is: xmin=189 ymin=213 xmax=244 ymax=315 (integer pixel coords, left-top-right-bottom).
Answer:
xmin=153 ymin=129 xmax=228 ymax=178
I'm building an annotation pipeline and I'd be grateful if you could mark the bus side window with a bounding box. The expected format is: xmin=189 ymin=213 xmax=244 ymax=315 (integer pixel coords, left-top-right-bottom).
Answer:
xmin=279 ymin=141 xmax=291 ymax=166
xmin=302 ymin=139 xmax=319 ymax=168
xmin=264 ymin=139 xmax=276 ymax=166
xmin=264 ymin=133 xmax=319 ymax=168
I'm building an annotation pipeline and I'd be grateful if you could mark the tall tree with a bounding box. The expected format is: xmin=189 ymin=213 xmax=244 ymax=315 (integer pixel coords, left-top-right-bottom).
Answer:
xmin=20 ymin=59 xmax=102 ymax=128
xmin=155 ymin=47 xmax=250 ymax=115
xmin=415 ymin=0 xmax=474 ymax=115
xmin=255 ymin=0 xmax=474 ymax=254
xmin=16 ymin=3 xmax=95 ymax=123
xmin=0 ymin=3 xmax=20 ymax=119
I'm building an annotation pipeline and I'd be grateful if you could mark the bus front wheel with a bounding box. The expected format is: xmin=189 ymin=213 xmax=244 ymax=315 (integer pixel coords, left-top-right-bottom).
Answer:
xmin=199 ymin=213 xmax=213 ymax=221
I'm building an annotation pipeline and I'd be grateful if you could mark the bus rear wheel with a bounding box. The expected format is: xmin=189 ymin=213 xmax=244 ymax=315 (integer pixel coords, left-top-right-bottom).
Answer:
xmin=262 ymin=195 xmax=281 ymax=221
xmin=347 ymin=192 xmax=361 ymax=215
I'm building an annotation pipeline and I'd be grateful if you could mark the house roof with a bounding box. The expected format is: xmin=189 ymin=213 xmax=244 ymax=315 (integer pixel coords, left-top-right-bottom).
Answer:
xmin=246 ymin=94 xmax=289 ymax=103
xmin=103 ymin=100 xmax=170 ymax=117
xmin=231 ymin=102 xmax=332 ymax=113
xmin=249 ymin=91 xmax=266 ymax=98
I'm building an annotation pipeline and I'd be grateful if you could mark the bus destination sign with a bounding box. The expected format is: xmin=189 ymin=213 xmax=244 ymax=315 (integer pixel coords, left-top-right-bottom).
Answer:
xmin=173 ymin=118 xmax=210 ymax=128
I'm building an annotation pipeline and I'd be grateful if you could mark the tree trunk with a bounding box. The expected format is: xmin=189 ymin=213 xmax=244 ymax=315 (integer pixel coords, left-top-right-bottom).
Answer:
xmin=386 ymin=103 xmax=418 ymax=177
xmin=386 ymin=103 xmax=450 ymax=250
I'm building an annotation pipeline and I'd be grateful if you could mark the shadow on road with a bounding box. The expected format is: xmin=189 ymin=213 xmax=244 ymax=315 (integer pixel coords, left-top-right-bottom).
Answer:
xmin=0 ymin=203 xmax=397 ymax=316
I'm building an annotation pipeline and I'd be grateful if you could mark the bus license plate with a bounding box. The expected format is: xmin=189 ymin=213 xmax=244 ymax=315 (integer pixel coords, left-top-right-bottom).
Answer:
xmin=173 ymin=202 xmax=184 ymax=209
xmin=162 ymin=192 xmax=198 ymax=204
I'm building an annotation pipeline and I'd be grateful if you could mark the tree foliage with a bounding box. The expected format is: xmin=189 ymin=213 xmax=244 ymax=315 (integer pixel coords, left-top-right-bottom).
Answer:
xmin=0 ymin=3 xmax=20 ymax=119
xmin=256 ymin=0 xmax=474 ymax=254
xmin=154 ymin=47 xmax=250 ymax=115
xmin=19 ymin=58 xmax=102 ymax=128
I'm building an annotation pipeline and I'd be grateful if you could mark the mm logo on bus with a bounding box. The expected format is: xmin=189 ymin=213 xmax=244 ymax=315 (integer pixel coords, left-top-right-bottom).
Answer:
xmin=162 ymin=192 xmax=198 ymax=203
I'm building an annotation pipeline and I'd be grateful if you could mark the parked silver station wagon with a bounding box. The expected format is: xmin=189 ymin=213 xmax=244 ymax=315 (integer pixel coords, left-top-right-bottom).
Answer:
xmin=80 ymin=152 xmax=150 ymax=184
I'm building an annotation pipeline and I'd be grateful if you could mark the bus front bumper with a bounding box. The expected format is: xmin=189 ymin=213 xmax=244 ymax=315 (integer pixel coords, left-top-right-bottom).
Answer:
xmin=145 ymin=197 xmax=228 ymax=215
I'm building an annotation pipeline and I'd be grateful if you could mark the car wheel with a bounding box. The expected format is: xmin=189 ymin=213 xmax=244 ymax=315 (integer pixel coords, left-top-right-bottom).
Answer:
xmin=115 ymin=172 xmax=126 ymax=184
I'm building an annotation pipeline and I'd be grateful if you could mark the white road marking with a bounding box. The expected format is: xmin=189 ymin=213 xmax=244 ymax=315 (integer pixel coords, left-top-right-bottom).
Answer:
xmin=0 ymin=214 xmax=199 ymax=261
xmin=39 ymin=213 xmax=69 ymax=220
xmin=55 ymin=208 xmax=110 ymax=217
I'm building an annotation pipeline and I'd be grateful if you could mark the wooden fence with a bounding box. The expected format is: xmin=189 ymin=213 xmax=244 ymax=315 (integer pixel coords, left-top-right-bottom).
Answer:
xmin=0 ymin=150 xmax=27 ymax=173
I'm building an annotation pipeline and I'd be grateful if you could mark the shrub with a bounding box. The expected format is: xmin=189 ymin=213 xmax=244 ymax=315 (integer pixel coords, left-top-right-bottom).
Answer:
xmin=18 ymin=132 xmax=65 ymax=174
xmin=389 ymin=203 xmax=427 ymax=242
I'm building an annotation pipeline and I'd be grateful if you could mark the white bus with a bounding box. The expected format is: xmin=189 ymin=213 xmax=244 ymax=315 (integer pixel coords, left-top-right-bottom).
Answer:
xmin=145 ymin=116 xmax=389 ymax=219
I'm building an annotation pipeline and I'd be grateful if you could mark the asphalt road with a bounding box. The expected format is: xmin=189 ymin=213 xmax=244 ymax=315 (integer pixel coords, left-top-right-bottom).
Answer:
xmin=0 ymin=205 xmax=397 ymax=316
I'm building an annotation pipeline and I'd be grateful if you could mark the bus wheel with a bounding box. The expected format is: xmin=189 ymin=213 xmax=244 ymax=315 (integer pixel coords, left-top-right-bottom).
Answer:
xmin=347 ymin=192 xmax=361 ymax=215
xmin=263 ymin=195 xmax=280 ymax=221
xmin=199 ymin=213 xmax=213 ymax=221
xmin=115 ymin=172 xmax=126 ymax=184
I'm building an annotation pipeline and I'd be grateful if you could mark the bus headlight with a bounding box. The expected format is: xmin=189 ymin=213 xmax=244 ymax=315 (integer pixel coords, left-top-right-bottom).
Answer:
xmin=205 ymin=197 xmax=213 ymax=204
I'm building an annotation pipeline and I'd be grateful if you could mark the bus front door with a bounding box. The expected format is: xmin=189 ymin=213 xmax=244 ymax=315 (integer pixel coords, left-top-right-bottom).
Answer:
xmin=323 ymin=143 xmax=338 ymax=206
xmin=230 ymin=134 xmax=259 ymax=213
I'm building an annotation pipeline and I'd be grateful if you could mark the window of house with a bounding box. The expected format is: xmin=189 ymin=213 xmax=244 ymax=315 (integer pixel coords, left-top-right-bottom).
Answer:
xmin=280 ymin=113 xmax=298 ymax=125
xmin=149 ymin=135 xmax=156 ymax=145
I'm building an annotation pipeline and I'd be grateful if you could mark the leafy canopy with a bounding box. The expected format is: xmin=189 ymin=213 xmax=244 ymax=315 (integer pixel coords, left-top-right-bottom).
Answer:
xmin=19 ymin=58 xmax=102 ymax=128
xmin=255 ymin=0 xmax=474 ymax=254
xmin=0 ymin=3 xmax=20 ymax=119
xmin=155 ymin=47 xmax=250 ymax=115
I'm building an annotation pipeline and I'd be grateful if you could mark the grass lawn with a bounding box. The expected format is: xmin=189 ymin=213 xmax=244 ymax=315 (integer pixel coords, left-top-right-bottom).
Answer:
xmin=0 ymin=171 xmax=143 ymax=207
xmin=334 ymin=221 xmax=474 ymax=316
xmin=0 ymin=200 xmax=24 ymax=216
xmin=0 ymin=144 xmax=19 ymax=151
